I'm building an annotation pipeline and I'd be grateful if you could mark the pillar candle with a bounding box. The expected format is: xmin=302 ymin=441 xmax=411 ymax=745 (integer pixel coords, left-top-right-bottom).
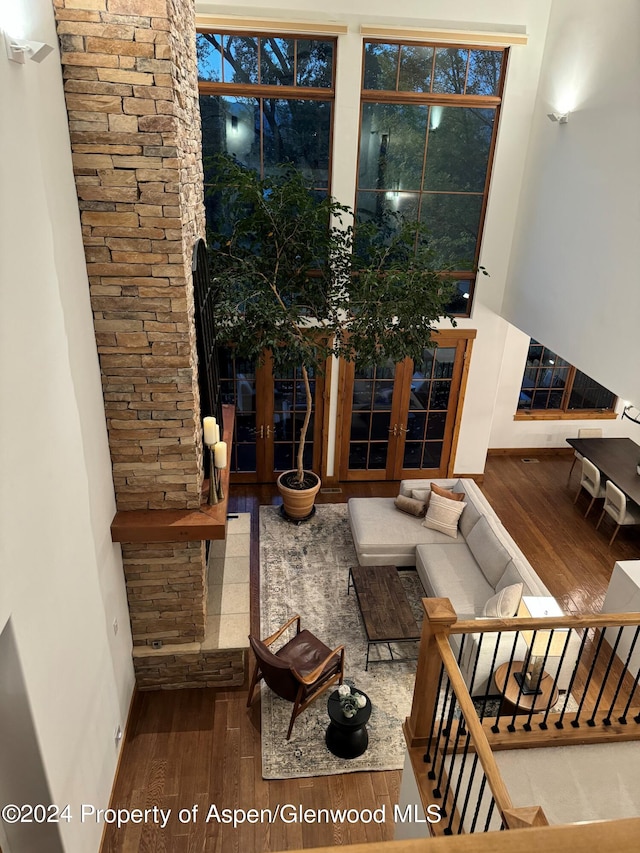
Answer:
xmin=214 ymin=441 xmax=227 ymax=469
xmin=214 ymin=422 xmax=220 ymax=444
xmin=203 ymin=416 xmax=217 ymax=446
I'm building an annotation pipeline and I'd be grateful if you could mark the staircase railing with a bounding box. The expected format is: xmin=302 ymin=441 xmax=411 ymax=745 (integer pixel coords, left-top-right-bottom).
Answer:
xmin=404 ymin=599 xmax=640 ymax=836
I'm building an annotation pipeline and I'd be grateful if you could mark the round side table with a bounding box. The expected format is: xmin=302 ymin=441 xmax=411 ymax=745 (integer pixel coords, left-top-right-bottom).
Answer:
xmin=326 ymin=689 xmax=372 ymax=759
xmin=494 ymin=661 xmax=559 ymax=716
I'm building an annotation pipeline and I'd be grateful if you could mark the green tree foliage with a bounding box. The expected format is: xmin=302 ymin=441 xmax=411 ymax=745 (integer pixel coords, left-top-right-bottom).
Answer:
xmin=207 ymin=155 xmax=456 ymax=482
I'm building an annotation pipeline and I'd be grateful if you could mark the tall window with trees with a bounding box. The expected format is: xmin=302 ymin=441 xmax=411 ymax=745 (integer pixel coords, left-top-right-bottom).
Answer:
xmin=517 ymin=340 xmax=617 ymax=416
xmin=357 ymin=41 xmax=507 ymax=315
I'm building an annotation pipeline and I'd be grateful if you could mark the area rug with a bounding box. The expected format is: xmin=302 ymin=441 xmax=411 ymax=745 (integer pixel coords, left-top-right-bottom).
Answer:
xmin=259 ymin=503 xmax=423 ymax=779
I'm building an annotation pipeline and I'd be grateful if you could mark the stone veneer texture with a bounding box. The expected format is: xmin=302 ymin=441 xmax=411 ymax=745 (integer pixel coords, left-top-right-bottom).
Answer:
xmin=54 ymin=0 xmax=205 ymax=513
xmin=53 ymin=0 xmax=211 ymax=661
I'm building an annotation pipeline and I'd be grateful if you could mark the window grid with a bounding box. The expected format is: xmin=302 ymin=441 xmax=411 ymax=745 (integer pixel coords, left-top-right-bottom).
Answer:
xmin=518 ymin=341 xmax=617 ymax=415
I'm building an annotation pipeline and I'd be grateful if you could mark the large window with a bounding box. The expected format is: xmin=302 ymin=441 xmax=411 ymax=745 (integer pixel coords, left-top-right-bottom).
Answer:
xmin=197 ymin=32 xmax=335 ymax=225
xmin=357 ymin=42 xmax=507 ymax=315
xmin=517 ymin=340 xmax=617 ymax=417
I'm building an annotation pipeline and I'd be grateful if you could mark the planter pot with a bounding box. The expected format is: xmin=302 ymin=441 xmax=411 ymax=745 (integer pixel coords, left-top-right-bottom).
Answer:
xmin=277 ymin=470 xmax=321 ymax=521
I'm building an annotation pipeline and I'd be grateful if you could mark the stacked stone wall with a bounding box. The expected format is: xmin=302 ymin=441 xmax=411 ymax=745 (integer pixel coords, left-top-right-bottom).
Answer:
xmin=53 ymin=0 xmax=218 ymax=673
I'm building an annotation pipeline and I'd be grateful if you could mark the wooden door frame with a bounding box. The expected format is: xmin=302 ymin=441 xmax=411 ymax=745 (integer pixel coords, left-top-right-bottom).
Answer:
xmin=335 ymin=328 xmax=476 ymax=482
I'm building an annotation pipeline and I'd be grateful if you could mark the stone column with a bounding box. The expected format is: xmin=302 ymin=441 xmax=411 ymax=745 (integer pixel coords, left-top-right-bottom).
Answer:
xmin=53 ymin=0 xmax=208 ymax=652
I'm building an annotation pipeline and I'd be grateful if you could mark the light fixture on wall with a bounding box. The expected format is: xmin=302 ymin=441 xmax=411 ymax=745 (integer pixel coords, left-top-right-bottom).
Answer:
xmin=547 ymin=111 xmax=569 ymax=125
xmin=4 ymin=32 xmax=54 ymax=64
xmin=622 ymin=403 xmax=640 ymax=425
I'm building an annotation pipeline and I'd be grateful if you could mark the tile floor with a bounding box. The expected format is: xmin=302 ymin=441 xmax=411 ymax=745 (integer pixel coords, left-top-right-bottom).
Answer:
xmin=204 ymin=512 xmax=251 ymax=650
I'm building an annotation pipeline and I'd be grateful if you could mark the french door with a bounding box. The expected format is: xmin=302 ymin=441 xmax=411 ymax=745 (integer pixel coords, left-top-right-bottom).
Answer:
xmin=338 ymin=331 xmax=474 ymax=481
xmin=219 ymin=348 xmax=325 ymax=483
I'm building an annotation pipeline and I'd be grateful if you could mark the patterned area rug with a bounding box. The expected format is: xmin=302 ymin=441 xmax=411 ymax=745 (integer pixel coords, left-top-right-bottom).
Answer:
xmin=259 ymin=504 xmax=423 ymax=779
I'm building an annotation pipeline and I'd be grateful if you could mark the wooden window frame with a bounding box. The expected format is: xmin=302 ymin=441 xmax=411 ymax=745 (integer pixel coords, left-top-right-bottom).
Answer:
xmin=515 ymin=342 xmax=618 ymax=421
xmin=356 ymin=40 xmax=508 ymax=318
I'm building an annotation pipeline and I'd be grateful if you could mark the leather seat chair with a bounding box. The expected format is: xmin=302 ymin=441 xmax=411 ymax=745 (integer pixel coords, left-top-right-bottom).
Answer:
xmin=247 ymin=614 xmax=345 ymax=739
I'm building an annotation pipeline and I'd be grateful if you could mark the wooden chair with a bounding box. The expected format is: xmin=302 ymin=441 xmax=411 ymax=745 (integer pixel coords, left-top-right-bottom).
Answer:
xmin=247 ymin=615 xmax=345 ymax=740
xmin=596 ymin=480 xmax=640 ymax=545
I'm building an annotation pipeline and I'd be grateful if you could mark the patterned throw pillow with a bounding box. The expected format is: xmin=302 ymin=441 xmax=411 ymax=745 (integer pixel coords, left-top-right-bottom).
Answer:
xmin=422 ymin=492 xmax=467 ymax=539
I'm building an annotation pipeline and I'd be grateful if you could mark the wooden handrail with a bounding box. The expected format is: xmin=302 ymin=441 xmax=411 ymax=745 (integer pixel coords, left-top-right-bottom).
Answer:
xmin=434 ymin=632 xmax=515 ymax=820
xmin=282 ymin=816 xmax=640 ymax=852
xmin=448 ymin=610 xmax=640 ymax=634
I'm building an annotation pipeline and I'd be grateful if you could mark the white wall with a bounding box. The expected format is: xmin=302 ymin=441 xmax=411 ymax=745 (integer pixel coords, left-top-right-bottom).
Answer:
xmin=0 ymin=2 xmax=135 ymax=851
xmin=502 ymin=0 xmax=640 ymax=407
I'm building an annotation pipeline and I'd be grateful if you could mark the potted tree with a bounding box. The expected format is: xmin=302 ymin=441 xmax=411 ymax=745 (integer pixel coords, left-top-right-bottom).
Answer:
xmin=207 ymin=154 xmax=459 ymax=520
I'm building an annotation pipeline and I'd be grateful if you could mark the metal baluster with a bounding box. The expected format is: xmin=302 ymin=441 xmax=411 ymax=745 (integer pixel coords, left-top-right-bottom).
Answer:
xmin=466 ymin=633 xmax=484 ymax=706
xmin=424 ymin=662 xmax=446 ymax=764
xmin=441 ymin=701 xmax=468 ymax=826
xmin=619 ymin=653 xmax=640 ymax=724
xmin=556 ymin=627 xmax=590 ymax=729
xmin=587 ymin=625 xmax=624 ymax=726
xmin=478 ymin=631 xmax=502 ymax=724
xmin=428 ymin=674 xmax=452 ymax=782
xmin=523 ymin=629 xmax=555 ymax=732
xmin=483 ymin=797 xmax=497 ymax=832
xmin=469 ymin=775 xmax=488 ymax=833
xmin=434 ymin=691 xmax=457 ymax=801
xmin=492 ymin=630 xmax=520 ymax=734
xmin=458 ymin=752 xmax=480 ymax=834
xmin=540 ymin=629 xmax=573 ymax=730
xmin=508 ymin=628 xmax=538 ymax=732
xmin=604 ymin=626 xmax=640 ymax=725
xmin=571 ymin=626 xmax=608 ymax=728
xmin=445 ymin=725 xmax=473 ymax=835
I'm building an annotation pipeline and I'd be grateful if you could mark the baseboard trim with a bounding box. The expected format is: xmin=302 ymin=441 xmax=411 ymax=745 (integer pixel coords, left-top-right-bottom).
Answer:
xmin=100 ymin=684 xmax=137 ymax=852
xmin=453 ymin=473 xmax=485 ymax=483
xmin=487 ymin=447 xmax=573 ymax=457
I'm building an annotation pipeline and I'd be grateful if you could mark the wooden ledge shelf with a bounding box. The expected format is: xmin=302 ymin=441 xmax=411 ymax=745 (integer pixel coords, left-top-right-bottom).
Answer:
xmin=110 ymin=405 xmax=235 ymax=544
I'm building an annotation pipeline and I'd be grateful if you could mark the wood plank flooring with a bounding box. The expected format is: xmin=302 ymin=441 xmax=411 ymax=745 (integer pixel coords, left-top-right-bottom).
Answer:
xmin=102 ymin=456 xmax=640 ymax=852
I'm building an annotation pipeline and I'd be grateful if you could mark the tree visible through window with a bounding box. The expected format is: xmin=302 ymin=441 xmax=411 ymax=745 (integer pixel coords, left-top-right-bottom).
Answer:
xmin=518 ymin=340 xmax=617 ymax=414
xmin=357 ymin=41 xmax=507 ymax=315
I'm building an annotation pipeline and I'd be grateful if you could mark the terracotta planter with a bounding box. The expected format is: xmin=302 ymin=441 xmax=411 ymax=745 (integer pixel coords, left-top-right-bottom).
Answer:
xmin=277 ymin=471 xmax=321 ymax=521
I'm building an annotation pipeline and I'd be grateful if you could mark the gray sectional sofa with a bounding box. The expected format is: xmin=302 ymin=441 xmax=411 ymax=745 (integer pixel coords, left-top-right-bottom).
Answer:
xmin=348 ymin=478 xmax=578 ymax=695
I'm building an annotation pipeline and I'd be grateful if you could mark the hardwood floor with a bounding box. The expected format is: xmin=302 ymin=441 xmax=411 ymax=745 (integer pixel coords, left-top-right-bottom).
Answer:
xmin=102 ymin=456 xmax=640 ymax=852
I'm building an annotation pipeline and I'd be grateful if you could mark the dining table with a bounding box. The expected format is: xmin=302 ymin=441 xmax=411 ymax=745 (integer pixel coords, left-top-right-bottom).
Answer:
xmin=566 ymin=437 xmax=640 ymax=506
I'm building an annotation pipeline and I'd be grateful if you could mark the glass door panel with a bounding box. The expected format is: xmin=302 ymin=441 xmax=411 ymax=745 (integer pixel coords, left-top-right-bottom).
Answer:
xmin=402 ymin=347 xmax=455 ymax=471
xmin=346 ymin=359 xmax=397 ymax=475
xmin=272 ymin=367 xmax=317 ymax=474
xmin=219 ymin=348 xmax=259 ymax=481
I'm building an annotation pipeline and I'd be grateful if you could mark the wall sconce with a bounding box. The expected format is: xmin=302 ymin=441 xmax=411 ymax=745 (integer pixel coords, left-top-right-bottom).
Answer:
xmin=547 ymin=112 xmax=569 ymax=125
xmin=5 ymin=32 xmax=54 ymax=64
xmin=622 ymin=403 xmax=640 ymax=425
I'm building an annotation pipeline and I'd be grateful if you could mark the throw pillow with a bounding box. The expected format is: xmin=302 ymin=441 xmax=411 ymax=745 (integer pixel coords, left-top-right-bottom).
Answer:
xmin=422 ymin=492 xmax=466 ymax=539
xmin=411 ymin=488 xmax=431 ymax=506
xmin=430 ymin=482 xmax=465 ymax=502
xmin=483 ymin=582 xmax=523 ymax=618
xmin=394 ymin=494 xmax=427 ymax=517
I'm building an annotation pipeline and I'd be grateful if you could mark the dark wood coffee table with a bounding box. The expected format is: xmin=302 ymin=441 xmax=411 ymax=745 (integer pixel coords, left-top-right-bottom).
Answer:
xmin=348 ymin=565 xmax=421 ymax=670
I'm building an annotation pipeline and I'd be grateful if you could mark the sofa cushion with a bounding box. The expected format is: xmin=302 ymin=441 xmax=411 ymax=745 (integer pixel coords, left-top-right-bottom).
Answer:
xmin=496 ymin=559 xmax=535 ymax=596
xmin=483 ymin=582 xmax=523 ymax=618
xmin=394 ymin=494 xmax=427 ymax=517
xmin=465 ymin=516 xmax=512 ymax=587
xmin=348 ymin=498 xmax=460 ymax=561
xmin=411 ymin=488 xmax=431 ymax=504
xmin=423 ymin=492 xmax=467 ymax=539
xmin=416 ymin=544 xmax=495 ymax=618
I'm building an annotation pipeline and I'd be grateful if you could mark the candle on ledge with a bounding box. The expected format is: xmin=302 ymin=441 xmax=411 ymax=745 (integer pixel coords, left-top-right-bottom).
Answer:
xmin=203 ymin=416 xmax=217 ymax=446
xmin=214 ymin=441 xmax=227 ymax=469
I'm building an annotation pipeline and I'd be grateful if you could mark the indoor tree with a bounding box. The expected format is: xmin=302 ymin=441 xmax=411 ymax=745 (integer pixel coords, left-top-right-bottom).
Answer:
xmin=206 ymin=154 xmax=460 ymax=513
